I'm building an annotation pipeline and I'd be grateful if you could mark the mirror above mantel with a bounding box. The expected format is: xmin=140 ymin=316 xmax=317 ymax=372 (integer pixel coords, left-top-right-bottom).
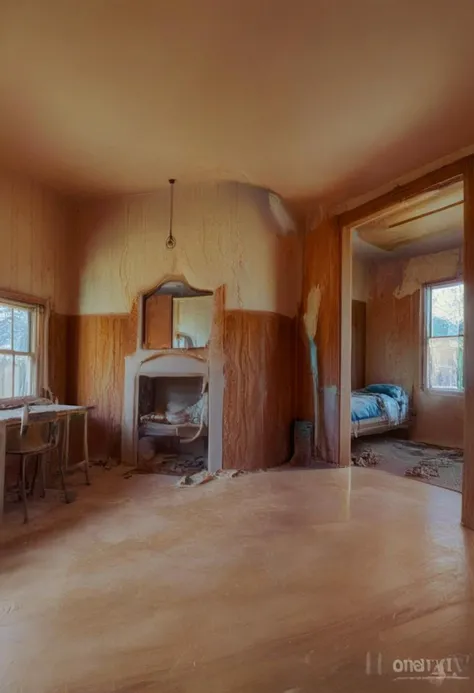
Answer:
xmin=142 ymin=280 xmax=213 ymax=350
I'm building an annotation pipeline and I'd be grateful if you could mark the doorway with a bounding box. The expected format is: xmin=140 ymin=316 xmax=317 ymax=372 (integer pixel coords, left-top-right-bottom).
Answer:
xmin=341 ymin=177 xmax=465 ymax=492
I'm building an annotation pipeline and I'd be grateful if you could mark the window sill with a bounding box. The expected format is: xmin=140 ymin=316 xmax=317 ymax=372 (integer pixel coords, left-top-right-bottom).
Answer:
xmin=0 ymin=395 xmax=42 ymax=410
xmin=422 ymin=388 xmax=464 ymax=398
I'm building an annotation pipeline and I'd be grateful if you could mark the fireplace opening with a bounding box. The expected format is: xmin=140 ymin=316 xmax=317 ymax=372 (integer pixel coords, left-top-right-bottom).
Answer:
xmin=137 ymin=374 xmax=209 ymax=475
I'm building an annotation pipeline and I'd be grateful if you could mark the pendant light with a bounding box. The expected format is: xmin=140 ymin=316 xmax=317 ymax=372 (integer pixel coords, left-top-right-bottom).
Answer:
xmin=166 ymin=178 xmax=176 ymax=249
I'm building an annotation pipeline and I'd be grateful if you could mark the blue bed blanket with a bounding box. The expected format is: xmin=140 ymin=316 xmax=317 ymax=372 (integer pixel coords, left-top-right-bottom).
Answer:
xmin=351 ymin=385 xmax=408 ymax=424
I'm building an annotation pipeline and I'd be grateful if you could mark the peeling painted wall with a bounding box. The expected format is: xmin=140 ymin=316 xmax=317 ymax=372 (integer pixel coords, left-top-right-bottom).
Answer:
xmin=70 ymin=182 xmax=301 ymax=317
xmin=394 ymin=248 xmax=462 ymax=298
xmin=66 ymin=182 xmax=301 ymax=467
xmin=297 ymin=217 xmax=341 ymax=463
xmin=303 ymin=285 xmax=321 ymax=340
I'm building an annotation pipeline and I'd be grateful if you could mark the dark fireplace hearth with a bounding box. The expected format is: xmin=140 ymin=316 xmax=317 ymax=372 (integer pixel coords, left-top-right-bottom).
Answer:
xmin=136 ymin=374 xmax=208 ymax=474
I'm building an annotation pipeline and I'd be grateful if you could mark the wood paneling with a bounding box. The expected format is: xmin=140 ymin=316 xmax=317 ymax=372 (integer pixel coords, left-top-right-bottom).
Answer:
xmin=366 ymin=275 xmax=419 ymax=393
xmin=366 ymin=252 xmax=464 ymax=449
xmin=351 ymin=300 xmax=366 ymax=390
xmin=144 ymin=294 xmax=172 ymax=349
xmin=462 ymin=158 xmax=474 ymax=529
xmin=67 ymin=314 xmax=134 ymax=460
xmin=0 ymin=171 xmax=70 ymax=314
xmin=223 ymin=310 xmax=296 ymax=470
xmin=0 ymin=172 xmax=70 ymax=407
xmin=338 ymin=160 xmax=466 ymax=228
xmin=49 ymin=312 xmax=68 ymax=402
xmin=413 ymin=390 xmax=463 ymax=449
xmin=298 ymin=217 xmax=341 ymax=463
xmin=65 ymin=303 xmax=296 ymax=469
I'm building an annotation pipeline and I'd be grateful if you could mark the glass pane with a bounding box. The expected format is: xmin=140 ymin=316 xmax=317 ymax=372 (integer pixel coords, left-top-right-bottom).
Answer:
xmin=0 ymin=353 xmax=13 ymax=398
xmin=0 ymin=304 xmax=12 ymax=349
xmin=428 ymin=337 xmax=464 ymax=390
xmin=14 ymin=355 xmax=32 ymax=397
xmin=13 ymin=308 xmax=30 ymax=352
xmin=431 ymin=283 xmax=464 ymax=337
xmin=172 ymin=296 xmax=213 ymax=348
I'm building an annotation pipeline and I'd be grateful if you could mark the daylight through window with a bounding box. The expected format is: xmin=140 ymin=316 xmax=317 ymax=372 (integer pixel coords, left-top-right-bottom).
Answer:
xmin=0 ymin=301 xmax=37 ymax=399
xmin=425 ymin=281 xmax=464 ymax=391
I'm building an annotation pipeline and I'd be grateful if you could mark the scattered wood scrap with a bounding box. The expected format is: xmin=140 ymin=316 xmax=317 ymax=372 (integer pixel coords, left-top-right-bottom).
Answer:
xmin=351 ymin=448 xmax=380 ymax=467
xmin=405 ymin=463 xmax=440 ymax=479
xmin=177 ymin=470 xmax=215 ymax=487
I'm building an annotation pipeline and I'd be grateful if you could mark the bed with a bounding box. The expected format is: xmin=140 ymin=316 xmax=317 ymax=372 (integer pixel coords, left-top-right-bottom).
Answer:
xmin=351 ymin=384 xmax=411 ymax=438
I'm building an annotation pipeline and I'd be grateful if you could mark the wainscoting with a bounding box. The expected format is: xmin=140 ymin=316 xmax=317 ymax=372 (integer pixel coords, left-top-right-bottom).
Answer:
xmin=64 ymin=309 xmax=297 ymax=469
xmin=222 ymin=310 xmax=296 ymax=470
xmin=66 ymin=313 xmax=135 ymax=460
xmin=49 ymin=312 xmax=68 ymax=403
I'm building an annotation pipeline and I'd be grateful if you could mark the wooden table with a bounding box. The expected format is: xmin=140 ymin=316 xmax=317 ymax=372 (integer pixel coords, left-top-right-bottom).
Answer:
xmin=0 ymin=404 xmax=90 ymax=521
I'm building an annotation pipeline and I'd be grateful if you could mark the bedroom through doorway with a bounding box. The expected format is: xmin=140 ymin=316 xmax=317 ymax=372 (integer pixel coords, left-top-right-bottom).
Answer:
xmin=348 ymin=178 xmax=465 ymax=492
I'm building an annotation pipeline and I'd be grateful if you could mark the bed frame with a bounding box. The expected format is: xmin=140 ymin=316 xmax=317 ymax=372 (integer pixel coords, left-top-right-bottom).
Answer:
xmin=351 ymin=415 xmax=410 ymax=438
xmin=351 ymin=388 xmax=414 ymax=439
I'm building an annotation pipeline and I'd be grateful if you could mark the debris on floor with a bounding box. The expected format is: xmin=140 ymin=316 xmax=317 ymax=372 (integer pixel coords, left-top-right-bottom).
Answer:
xmin=405 ymin=455 xmax=453 ymax=479
xmin=177 ymin=468 xmax=247 ymax=488
xmin=351 ymin=437 xmax=463 ymax=492
xmin=217 ymin=469 xmax=247 ymax=480
xmin=177 ymin=470 xmax=215 ymax=487
xmin=405 ymin=462 xmax=440 ymax=479
xmin=140 ymin=453 xmax=205 ymax=476
xmin=91 ymin=458 xmax=120 ymax=471
xmin=351 ymin=447 xmax=380 ymax=467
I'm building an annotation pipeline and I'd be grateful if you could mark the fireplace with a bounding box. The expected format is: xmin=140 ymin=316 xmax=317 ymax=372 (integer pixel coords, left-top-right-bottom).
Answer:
xmin=137 ymin=374 xmax=209 ymax=473
xmin=122 ymin=350 xmax=223 ymax=471
xmin=121 ymin=279 xmax=223 ymax=472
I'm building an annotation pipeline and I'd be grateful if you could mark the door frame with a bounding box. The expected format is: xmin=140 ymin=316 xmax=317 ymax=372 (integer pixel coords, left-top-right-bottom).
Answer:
xmin=337 ymin=156 xmax=474 ymax=528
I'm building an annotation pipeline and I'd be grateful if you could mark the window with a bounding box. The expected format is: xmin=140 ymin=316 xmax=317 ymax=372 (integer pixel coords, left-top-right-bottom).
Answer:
xmin=425 ymin=281 xmax=464 ymax=391
xmin=0 ymin=301 xmax=38 ymax=399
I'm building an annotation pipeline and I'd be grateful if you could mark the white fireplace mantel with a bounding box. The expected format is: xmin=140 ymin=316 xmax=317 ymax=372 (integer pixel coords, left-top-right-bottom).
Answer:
xmin=121 ymin=349 xmax=223 ymax=472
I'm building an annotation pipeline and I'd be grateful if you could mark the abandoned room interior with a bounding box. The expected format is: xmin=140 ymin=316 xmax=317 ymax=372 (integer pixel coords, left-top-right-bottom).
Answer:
xmin=2 ymin=1 xmax=474 ymax=691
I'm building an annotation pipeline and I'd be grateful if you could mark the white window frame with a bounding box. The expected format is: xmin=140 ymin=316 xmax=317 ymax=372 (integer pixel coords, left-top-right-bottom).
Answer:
xmin=423 ymin=279 xmax=464 ymax=394
xmin=0 ymin=297 xmax=43 ymax=403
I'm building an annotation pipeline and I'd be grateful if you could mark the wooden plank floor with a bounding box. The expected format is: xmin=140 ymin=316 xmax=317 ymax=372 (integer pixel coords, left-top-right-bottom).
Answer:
xmin=0 ymin=465 xmax=473 ymax=692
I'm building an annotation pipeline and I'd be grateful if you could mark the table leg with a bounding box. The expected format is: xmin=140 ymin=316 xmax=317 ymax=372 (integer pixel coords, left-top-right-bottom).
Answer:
xmin=83 ymin=410 xmax=90 ymax=485
xmin=0 ymin=422 xmax=5 ymax=521
xmin=64 ymin=415 xmax=70 ymax=470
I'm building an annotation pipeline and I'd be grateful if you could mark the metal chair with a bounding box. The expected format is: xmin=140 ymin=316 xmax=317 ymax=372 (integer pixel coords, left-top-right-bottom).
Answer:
xmin=6 ymin=410 xmax=68 ymax=523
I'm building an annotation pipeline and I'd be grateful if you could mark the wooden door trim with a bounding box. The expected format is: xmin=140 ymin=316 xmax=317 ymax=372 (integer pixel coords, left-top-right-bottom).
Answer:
xmin=337 ymin=156 xmax=472 ymax=529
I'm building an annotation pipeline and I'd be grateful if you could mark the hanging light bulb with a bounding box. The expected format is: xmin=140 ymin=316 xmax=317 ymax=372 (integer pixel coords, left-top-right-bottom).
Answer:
xmin=166 ymin=178 xmax=176 ymax=249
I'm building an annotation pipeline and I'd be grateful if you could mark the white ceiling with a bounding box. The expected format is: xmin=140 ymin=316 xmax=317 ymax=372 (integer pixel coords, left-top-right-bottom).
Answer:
xmin=353 ymin=181 xmax=464 ymax=259
xmin=353 ymin=224 xmax=463 ymax=261
xmin=1 ymin=0 xmax=474 ymax=203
